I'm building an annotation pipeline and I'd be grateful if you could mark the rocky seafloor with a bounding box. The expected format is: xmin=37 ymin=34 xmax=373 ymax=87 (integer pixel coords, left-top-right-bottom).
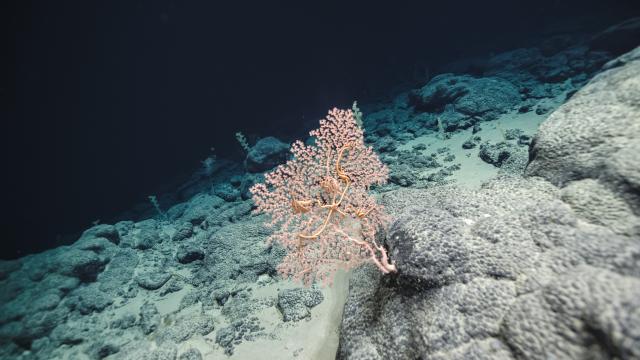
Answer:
xmin=1 ymin=18 xmax=639 ymax=360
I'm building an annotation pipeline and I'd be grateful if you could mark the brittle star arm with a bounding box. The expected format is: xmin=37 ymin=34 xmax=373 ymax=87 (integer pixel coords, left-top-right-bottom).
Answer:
xmin=299 ymin=175 xmax=351 ymax=239
xmin=298 ymin=144 xmax=352 ymax=239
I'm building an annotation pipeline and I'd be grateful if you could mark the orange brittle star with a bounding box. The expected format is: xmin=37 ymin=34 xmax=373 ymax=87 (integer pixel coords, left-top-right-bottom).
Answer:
xmin=290 ymin=143 xmax=372 ymax=240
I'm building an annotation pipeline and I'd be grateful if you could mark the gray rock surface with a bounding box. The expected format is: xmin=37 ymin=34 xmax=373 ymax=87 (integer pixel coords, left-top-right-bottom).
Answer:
xmin=478 ymin=141 xmax=515 ymax=167
xmin=171 ymin=222 xmax=194 ymax=242
xmin=145 ymin=342 xmax=178 ymax=360
xmin=560 ymin=179 xmax=639 ymax=236
xmin=98 ymin=248 xmax=138 ymax=293
xmin=602 ymin=46 xmax=640 ymax=71
xmin=179 ymin=348 xmax=203 ymax=360
xmin=140 ymin=302 xmax=161 ymax=335
xmin=71 ymin=284 xmax=114 ymax=315
xmin=337 ymin=50 xmax=640 ymax=360
xmin=136 ymin=271 xmax=172 ymax=290
xmin=79 ymin=224 xmax=121 ymax=245
xmin=155 ymin=314 xmax=215 ymax=344
xmin=245 ymin=136 xmax=289 ymax=173
xmin=175 ymin=243 xmax=205 ymax=264
xmin=214 ymin=316 xmax=264 ymax=355
xmin=338 ymin=177 xmax=640 ymax=360
xmin=526 ymin=46 xmax=640 ymax=218
xmin=213 ymin=182 xmax=241 ymax=202
xmin=180 ymin=193 xmax=225 ymax=225
xmin=56 ymin=248 xmax=107 ymax=282
xmin=277 ymin=288 xmax=324 ymax=322
xmin=410 ymin=74 xmax=520 ymax=119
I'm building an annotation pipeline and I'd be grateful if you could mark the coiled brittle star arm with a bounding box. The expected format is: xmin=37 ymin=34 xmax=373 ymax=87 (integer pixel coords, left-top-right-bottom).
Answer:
xmin=297 ymin=144 xmax=353 ymax=239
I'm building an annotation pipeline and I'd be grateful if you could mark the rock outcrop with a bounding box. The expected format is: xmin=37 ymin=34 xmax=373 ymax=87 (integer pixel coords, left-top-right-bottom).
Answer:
xmin=337 ymin=48 xmax=640 ymax=360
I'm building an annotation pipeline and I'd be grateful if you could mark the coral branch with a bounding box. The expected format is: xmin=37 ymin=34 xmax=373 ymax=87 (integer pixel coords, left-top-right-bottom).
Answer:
xmin=250 ymin=107 xmax=393 ymax=286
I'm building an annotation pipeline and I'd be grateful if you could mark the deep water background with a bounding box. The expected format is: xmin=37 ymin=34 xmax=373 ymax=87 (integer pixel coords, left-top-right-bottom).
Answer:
xmin=3 ymin=0 xmax=639 ymax=259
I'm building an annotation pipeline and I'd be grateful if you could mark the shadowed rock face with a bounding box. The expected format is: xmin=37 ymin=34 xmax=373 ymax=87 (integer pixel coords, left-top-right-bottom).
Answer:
xmin=337 ymin=49 xmax=640 ymax=360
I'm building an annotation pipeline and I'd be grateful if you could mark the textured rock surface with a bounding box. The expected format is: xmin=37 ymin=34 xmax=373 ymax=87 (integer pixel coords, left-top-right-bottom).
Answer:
xmin=410 ymin=74 xmax=520 ymax=118
xmin=337 ymin=177 xmax=640 ymax=360
xmin=590 ymin=17 xmax=640 ymax=56
xmin=479 ymin=141 xmax=516 ymax=167
xmin=245 ymin=136 xmax=289 ymax=173
xmin=175 ymin=242 xmax=205 ymax=264
xmin=337 ymin=50 xmax=640 ymax=360
xmin=277 ymin=288 xmax=324 ymax=322
xmin=0 ymin=189 xmax=276 ymax=359
xmin=526 ymin=46 xmax=640 ymax=219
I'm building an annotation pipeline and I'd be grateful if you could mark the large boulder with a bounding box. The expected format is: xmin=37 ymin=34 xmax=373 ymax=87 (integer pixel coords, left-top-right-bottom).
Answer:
xmin=337 ymin=178 xmax=640 ymax=360
xmin=276 ymin=288 xmax=324 ymax=322
xmin=526 ymin=47 xmax=640 ymax=218
xmin=337 ymin=49 xmax=640 ymax=360
xmin=78 ymin=224 xmax=120 ymax=245
xmin=245 ymin=136 xmax=289 ymax=173
xmin=409 ymin=74 xmax=520 ymax=119
xmin=478 ymin=141 xmax=517 ymax=167
xmin=55 ymin=248 xmax=107 ymax=282
xmin=176 ymin=243 xmax=205 ymax=264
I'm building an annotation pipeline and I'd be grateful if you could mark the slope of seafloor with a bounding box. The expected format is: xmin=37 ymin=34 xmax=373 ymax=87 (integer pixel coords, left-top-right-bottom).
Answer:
xmin=337 ymin=46 xmax=640 ymax=360
xmin=1 ymin=21 xmax=638 ymax=360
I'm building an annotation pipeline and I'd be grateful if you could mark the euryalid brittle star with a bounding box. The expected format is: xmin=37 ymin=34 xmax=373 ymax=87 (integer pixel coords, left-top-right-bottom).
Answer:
xmin=290 ymin=142 xmax=375 ymax=243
